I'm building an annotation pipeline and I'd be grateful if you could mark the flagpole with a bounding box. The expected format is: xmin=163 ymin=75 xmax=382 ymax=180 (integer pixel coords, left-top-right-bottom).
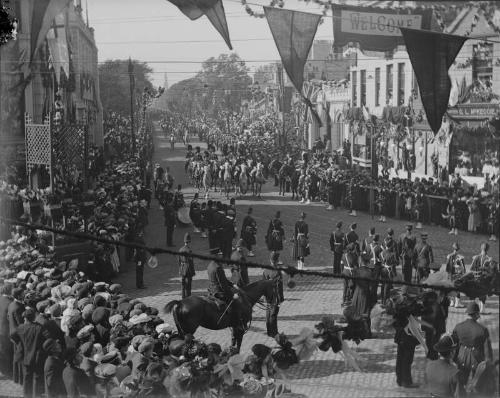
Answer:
xmin=128 ymin=58 xmax=136 ymax=155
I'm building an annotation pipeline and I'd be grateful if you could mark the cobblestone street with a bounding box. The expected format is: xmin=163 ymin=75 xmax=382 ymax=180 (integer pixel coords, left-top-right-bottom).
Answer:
xmin=1 ymin=126 xmax=498 ymax=398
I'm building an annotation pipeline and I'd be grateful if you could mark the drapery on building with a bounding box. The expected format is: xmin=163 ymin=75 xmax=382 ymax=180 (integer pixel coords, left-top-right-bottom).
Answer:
xmin=0 ymin=0 xmax=103 ymax=175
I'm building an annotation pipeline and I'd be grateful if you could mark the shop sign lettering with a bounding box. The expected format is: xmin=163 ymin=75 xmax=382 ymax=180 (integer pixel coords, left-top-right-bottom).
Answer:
xmin=341 ymin=10 xmax=422 ymax=36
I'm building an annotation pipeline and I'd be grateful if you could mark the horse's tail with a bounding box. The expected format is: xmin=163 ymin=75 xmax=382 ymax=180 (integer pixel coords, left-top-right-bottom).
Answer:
xmin=164 ymin=300 xmax=180 ymax=314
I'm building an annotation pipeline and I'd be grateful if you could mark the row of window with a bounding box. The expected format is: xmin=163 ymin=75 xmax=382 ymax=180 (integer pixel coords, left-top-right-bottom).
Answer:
xmin=352 ymin=63 xmax=406 ymax=107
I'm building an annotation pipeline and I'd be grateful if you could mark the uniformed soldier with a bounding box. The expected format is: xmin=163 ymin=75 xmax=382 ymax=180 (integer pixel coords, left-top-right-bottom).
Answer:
xmin=163 ymin=198 xmax=176 ymax=247
xmin=487 ymin=200 xmax=498 ymax=241
xmin=231 ymin=239 xmax=249 ymax=288
xmin=425 ymin=335 xmax=463 ymax=398
xmin=240 ymin=207 xmax=257 ymax=257
xmin=398 ymin=224 xmax=417 ymax=283
xmin=361 ymin=227 xmax=376 ymax=256
xmin=265 ymin=211 xmax=285 ymax=265
xmin=345 ymin=223 xmax=360 ymax=255
xmin=206 ymin=200 xmax=218 ymax=254
xmin=292 ymin=212 xmax=309 ymax=270
xmin=189 ymin=193 xmax=202 ymax=234
xmin=329 ymin=221 xmax=345 ymax=275
xmin=368 ymin=234 xmax=383 ymax=304
xmin=470 ymin=242 xmax=494 ymax=314
xmin=445 ymin=242 xmax=466 ymax=308
xmin=415 ymin=232 xmax=434 ymax=282
xmin=452 ymin=302 xmax=493 ymax=387
xmin=342 ymin=243 xmax=359 ymax=307
xmin=380 ymin=228 xmax=399 ymax=305
xmin=262 ymin=252 xmax=284 ymax=337
xmin=178 ymin=233 xmax=196 ymax=298
xmin=207 ymin=257 xmax=241 ymax=324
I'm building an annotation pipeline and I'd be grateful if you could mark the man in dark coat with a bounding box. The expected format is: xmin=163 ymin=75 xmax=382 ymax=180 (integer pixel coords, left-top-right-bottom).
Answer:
xmin=8 ymin=287 xmax=25 ymax=384
xmin=414 ymin=232 xmax=434 ymax=282
xmin=62 ymin=348 xmax=94 ymax=398
xmin=164 ymin=198 xmax=176 ymax=247
xmin=0 ymin=284 xmax=13 ymax=377
xmin=43 ymin=339 xmax=65 ymax=398
xmin=361 ymin=227 xmax=376 ymax=255
xmin=342 ymin=243 xmax=359 ymax=306
xmin=178 ymin=233 xmax=196 ymax=298
xmin=231 ymin=239 xmax=249 ymax=288
xmin=345 ymin=223 xmax=360 ymax=255
xmin=134 ymin=230 xmax=148 ymax=289
xmin=10 ymin=308 xmax=45 ymax=398
xmin=352 ymin=252 xmax=374 ymax=335
xmin=240 ymin=207 xmax=257 ymax=257
xmin=262 ymin=252 xmax=284 ymax=337
xmin=330 ymin=221 xmax=345 ymax=275
xmin=206 ymin=200 xmax=218 ymax=253
xmin=398 ymin=223 xmax=417 ymax=283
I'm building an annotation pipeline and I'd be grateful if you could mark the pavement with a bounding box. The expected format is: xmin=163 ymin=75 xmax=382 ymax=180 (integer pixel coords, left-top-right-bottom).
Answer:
xmin=0 ymin=124 xmax=498 ymax=397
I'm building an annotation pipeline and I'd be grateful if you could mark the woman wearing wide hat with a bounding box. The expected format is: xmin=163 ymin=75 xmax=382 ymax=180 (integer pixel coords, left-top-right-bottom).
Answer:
xmin=292 ymin=212 xmax=309 ymax=270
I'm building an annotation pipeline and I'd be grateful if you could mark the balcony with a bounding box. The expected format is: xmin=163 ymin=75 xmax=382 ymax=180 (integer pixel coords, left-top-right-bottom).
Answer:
xmin=323 ymin=84 xmax=350 ymax=103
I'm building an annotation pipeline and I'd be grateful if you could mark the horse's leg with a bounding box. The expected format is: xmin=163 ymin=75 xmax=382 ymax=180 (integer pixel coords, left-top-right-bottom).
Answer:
xmin=232 ymin=327 xmax=245 ymax=352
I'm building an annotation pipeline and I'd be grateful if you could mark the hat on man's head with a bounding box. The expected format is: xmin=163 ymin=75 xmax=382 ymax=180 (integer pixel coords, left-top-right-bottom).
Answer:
xmin=350 ymin=223 xmax=357 ymax=229
xmin=42 ymin=338 xmax=58 ymax=353
xmin=433 ymin=334 xmax=457 ymax=353
xmin=466 ymin=302 xmax=480 ymax=315
xmin=336 ymin=221 xmax=343 ymax=228
xmin=406 ymin=223 xmax=413 ymax=230
xmin=421 ymin=232 xmax=428 ymax=238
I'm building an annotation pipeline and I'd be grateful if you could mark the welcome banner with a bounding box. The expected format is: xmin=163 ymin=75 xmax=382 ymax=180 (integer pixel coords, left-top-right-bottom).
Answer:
xmin=332 ymin=4 xmax=432 ymax=51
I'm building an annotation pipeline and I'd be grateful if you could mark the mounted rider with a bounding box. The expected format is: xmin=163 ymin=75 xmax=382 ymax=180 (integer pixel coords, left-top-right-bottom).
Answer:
xmin=207 ymin=257 xmax=246 ymax=327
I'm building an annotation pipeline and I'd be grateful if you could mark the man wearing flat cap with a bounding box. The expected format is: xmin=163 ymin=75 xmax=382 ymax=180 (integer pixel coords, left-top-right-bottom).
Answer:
xmin=425 ymin=335 xmax=463 ymax=398
xmin=178 ymin=233 xmax=196 ymax=298
xmin=330 ymin=221 xmax=345 ymax=275
xmin=452 ymin=302 xmax=493 ymax=387
xmin=10 ymin=308 xmax=45 ymax=398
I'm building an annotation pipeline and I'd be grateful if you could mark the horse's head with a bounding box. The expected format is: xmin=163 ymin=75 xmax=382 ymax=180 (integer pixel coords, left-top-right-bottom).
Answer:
xmin=242 ymin=279 xmax=277 ymax=306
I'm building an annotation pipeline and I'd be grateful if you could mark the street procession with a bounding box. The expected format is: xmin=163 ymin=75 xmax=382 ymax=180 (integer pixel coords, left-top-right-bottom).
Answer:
xmin=0 ymin=1 xmax=500 ymax=397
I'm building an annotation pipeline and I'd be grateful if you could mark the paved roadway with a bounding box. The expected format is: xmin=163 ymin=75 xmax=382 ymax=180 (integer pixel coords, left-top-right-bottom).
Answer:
xmin=0 ymin=124 xmax=498 ymax=397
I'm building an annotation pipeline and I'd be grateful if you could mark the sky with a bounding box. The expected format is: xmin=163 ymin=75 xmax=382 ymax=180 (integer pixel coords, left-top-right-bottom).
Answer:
xmin=87 ymin=0 xmax=334 ymax=87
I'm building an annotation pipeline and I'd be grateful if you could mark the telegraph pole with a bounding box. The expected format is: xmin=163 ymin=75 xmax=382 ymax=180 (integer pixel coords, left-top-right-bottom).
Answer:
xmin=128 ymin=58 xmax=136 ymax=154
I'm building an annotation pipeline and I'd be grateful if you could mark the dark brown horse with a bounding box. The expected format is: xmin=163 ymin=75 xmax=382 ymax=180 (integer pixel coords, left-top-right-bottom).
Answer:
xmin=164 ymin=279 xmax=276 ymax=351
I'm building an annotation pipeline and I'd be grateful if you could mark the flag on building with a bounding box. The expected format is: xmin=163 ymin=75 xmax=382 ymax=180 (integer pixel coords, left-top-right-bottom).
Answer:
xmin=166 ymin=0 xmax=232 ymax=50
xmin=400 ymin=28 xmax=466 ymax=135
xmin=30 ymin=0 xmax=71 ymax=63
xmin=46 ymin=12 xmax=69 ymax=84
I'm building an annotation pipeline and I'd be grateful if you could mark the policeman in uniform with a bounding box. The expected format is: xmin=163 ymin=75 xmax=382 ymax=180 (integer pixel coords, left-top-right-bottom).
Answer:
xmin=262 ymin=252 xmax=284 ymax=337
xmin=342 ymin=243 xmax=359 ymax=307
xmin=445 ymin=242 xmax=466 ymax=308
xmin=178 ymin=233 xmax=196 ymax=298
xmin=398 ymin=223 xmax=417 ymax=283
xmin=415 ymin=232 xmax=434 ymax=282
xmin=470 ymin=242 xmax=495 ymax=314
xmin=329 ymin=221 xmax=344 ymax=275
xmin=368 ymin=234 xmax=383 ymax=304
xmin=231 ymin=239 xmax=249 ymax=288
xmin=425 ymin=335 xmax=463 ymax=398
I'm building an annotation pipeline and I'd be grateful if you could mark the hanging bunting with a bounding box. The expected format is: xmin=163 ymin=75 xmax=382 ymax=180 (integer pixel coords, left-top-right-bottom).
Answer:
xmin=264 ymin=7 xmax=321 ymax=94
xmin=46 ymin=12 xmax=69 ymax=84
xmin=400 ymin=28 xmax=466 ymax=135
xmin=264 ymin=7 xmax=321 ymax=126
xmin=331 ymin=4 xmax=433 ymax=52
xmin=30 ymin=0 xmax=70 ymax=63
xmin=167 ymin=0 xmax=232 ymax=50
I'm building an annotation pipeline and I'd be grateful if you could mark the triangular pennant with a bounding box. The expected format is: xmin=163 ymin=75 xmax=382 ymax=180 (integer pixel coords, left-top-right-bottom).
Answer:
xmin=264 ymin=7 xmax=321 ymax=94
xmin=31 ymin=0 xmax=70 ymax=63
xmin=400 ymin=28 xmax=466 ymax=135
xmin=167 ymin=0 xmax=232 ymax=50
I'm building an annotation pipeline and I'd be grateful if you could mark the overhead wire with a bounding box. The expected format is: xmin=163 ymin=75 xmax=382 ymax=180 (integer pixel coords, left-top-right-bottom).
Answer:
xmin=1 ymin=216 xmax=497 ymax=296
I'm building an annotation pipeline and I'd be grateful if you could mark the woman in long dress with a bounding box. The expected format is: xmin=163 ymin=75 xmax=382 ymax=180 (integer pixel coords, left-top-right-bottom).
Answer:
xmin=292 ymin=212 xmax=309 ymax=270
